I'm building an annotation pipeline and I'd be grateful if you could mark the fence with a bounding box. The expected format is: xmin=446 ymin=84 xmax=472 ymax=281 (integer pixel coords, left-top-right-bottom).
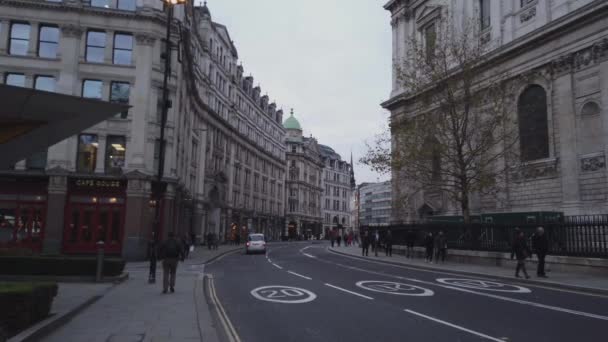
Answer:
xmin=362 ymin=218 xmax=608 ymax=258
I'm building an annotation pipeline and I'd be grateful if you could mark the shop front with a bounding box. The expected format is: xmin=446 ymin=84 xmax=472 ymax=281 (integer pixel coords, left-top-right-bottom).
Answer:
xmin=62 ymin=178 xmax=126 ymax=255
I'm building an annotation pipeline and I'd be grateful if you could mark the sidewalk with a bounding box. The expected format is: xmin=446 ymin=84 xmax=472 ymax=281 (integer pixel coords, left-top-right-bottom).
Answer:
xmin=329 ymin=245 xmax=608 ymax=294
xmin=11 ymin=244 xmax=242 ymax=342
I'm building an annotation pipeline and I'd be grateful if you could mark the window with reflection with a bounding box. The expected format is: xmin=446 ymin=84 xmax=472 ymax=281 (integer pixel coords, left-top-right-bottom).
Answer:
xmin=113 ymin=33 xmax=133 ymax=65
xmin=117 ymin=0 xmax=136 ymax=11
xmin=26 ymin=150 xmax=48 ymax=170
xmin=77 ymin=134 xmax=98 ymax=173
xmin=480 ymin=0 xmax=491 ymax=30
xmin=105 ymin=135 xmax=126 ymax=174
xmin=5 ymin=73 xmax=26 ymax=87
xmin=82 ymin=79 xmax=103 ymax=99
xmin=86 ymin=31 xmax=106 ymax=63
xmin=91 ymin=0 xmax=110 ymax=8
xmin=110 ymin=81 xmax=130 ymax=118
xmin=38 ymin=25 xmax=59 ymax=58
xmin=34 ymin=75 xmax=55 ymax=92
xmin=9 ymin=22 xmax=30 ymax=56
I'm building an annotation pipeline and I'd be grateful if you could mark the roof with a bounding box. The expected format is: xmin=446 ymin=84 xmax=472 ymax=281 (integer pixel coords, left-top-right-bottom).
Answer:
xmin=283 ymin=110 xmax=302 ymax=130
xmin=0 ymin=84 xmax=129 ymax=169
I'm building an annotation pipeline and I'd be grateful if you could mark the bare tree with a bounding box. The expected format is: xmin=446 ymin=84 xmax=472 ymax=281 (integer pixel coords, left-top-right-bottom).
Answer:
xmin=362 ymin=18 xmax=524 ymax=224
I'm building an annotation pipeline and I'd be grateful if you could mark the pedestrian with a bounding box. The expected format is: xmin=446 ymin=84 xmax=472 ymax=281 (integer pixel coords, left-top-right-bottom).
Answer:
xmin=385 ymin=229 xmax=393 ymax=257
xmin=510 ymin=227 xmax=521 ymax=260
xmin=207 ymin=232 xmax=213 ymax=250
xmin=159 ymin=232 xmax=184 ymax=294
xmin=373 ymin=230 xmax=380 ymax=257
xmin=531 ymin=227 xmax=549 ymax=278
xmin=343 ymin=233 xmax=348 ymax=247
xmin=424 ymin=232 xmax=434 ymax=263
xmin=212 ymin=232 xmax=218 ymax=250
xmin=337 ymin=234 xmax=342 ymax=247
xmin=513 ymin=230 xmax=531 ymax=279
xmin=362 ymin=231 xmax=370 ymax=256
xmin=435 ymin=231 xmax=447 ymax=263
xmin=181 ymin=234 xmax=190 ymax=259
xmin=406 ymin=230 xmax=416 ymax=258
xmin=147 ymin=232 xmax=158 ymax=284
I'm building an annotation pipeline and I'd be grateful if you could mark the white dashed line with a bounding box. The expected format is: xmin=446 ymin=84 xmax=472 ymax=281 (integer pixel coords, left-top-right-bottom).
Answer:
xmin=303 ymin=253 xmax=316 ymax=258
xmin=324 ymin=283 xmax=374 ymax=300
xmin=288 ymin=271 xmax=312 ymax=280
xmin=272 ymin=263 xmax=283 ymax=270
xmin=404 ymin=309 xmax=505 ymax=342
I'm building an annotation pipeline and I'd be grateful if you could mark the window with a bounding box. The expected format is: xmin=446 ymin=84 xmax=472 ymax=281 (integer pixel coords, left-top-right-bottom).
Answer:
xmin=38 ymin=25 xmax=59 ymax=58
xmin=105 ymin=135 xmax=126 ymax=174
xmin=5 ymin=73 xmax=25 ymax=87
xmin=521 ymin=0 xmax=535 ymax=7
xmin=34 ymin=75 xmax=55 ymax=92
xmin=424 ymin=23 xmax=437 ymax=62
xmin=9 ymin=22 xmax=30 ymax=56
xmin=82 ymin=80 xmax=103 ymax=99
xmin=113 ymin=33 xmax=133 ymax=65
xmin=518 ymin=85 xmax=549 ymax=161
xmin=117 ymin=0 xmax=136 ymax=11
xmin=86 ymin=31 xmax=106 ymax=63
xmin=480 ymin=0 xmax=491 ymax=30
xmin=110 ymin=81 xmax=130 ymax=118
xmin=26 ymin=151 xmax=47 ymax=170
xmin=91 ymin=0 xmax=110 ymax=8
xmin=77 ymin=134 xmax=98 ymax=173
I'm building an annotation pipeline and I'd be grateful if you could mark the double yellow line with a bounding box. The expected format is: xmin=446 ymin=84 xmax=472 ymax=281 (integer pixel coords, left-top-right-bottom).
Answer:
xmin=206 ymin=275 xmax=242 ymax=342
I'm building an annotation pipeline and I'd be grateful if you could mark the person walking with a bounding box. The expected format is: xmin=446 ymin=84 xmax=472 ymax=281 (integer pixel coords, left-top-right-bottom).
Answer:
xmin=206 ymin=232 xmax=213 ymax=250
xmin=373 ymin=230 xmax=380 ymax=257
xmin=181 ymin=234 xmax=190 ymax=259
xmin=385 ymin=230 xmax=393 ymax=257
xmin=405 ymin=230 xmax=416 ymax=258
xmin=435 ymin=231 xmax=447 ymax=263
xmin=510 ymin=227 xmax=521 ymax=260
xmin=362 ymin=231 xmax=370 ymax=256
xmin=513 ymin=230 xmax=531 ymax=279
xmin=159 ymin=232 xmax=184 ymax=294
xmin=330 ymin=230 xmax=336 ymax=247
xmin=424 ymin=232 xmax=434 ymax=263
xmin=336 ymin=233 xmax=342 ymax=247
xmin=531 ymin=227 xmax=549 ymax=278
xmin=147 ymin=232 xmax=158 ymax=284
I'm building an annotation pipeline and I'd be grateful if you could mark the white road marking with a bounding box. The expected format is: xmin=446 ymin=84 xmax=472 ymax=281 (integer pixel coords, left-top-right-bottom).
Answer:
xmin=303 ymin=253 xmax=316 ymax=258
xmin=208 ymin=276 xmax=242 ymax=342
xmin=404 ymin=309 xmax=506 ymax=342
xmin=324 ymin=283 xmax=374 ymax=300
xmin=356 ymin=280 xmax=434 ymax=296
xmin=437 ymin=278 xmax=531 ymax=293
xmin=251 ymin=286 xmax=317 ymax=304
xmin=288 ymin=271 xmax=312 ymax=280
xmin=272 ymin=263 xmax=283 ymax=270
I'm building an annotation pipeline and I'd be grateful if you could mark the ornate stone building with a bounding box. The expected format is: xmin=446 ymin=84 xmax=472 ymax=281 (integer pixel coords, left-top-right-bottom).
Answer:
xmin=320 ymin=146 xmax=355 ymax=237
xmin=283 ymin=111 xmax=323 ymax=238
xmin=383 ymin=0 xmax=608 ymax=221
xmin=0 ymin=0 xmax=287 ymax=258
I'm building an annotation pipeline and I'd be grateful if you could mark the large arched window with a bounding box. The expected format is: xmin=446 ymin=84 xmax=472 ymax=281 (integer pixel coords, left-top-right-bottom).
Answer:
xmin=518 ymin=85 xmax=549 ymax=161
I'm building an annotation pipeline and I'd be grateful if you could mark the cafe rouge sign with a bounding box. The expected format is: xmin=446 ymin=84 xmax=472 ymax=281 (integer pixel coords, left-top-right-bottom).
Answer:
xmin=71 ymin=178 xmax=126 ymax=190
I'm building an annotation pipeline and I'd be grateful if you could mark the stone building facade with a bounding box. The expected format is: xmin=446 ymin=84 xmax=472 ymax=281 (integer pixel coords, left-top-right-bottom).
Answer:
xmin=319 ymin=145 xmax=355 ymax=236
xmin=283 ymin=111 xmax=323 ymax=238
xmin=383 ymin=0 xmax=608 ymax=222
xmin=0 ymin=0 xmax=287 ymax=258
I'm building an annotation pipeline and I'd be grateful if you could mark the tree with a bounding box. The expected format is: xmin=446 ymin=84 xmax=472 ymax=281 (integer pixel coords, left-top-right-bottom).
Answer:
xmin=362 ymin=18 xmax=524 ymax=224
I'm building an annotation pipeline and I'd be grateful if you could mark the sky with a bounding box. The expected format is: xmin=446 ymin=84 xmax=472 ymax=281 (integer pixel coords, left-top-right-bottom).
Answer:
xmin=203 ymin=0 xmax=392 ymax=184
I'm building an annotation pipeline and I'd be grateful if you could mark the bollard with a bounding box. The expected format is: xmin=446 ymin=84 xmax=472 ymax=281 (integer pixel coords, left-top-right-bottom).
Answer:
xmin=96 ymin=241 xmax=105 ymax=282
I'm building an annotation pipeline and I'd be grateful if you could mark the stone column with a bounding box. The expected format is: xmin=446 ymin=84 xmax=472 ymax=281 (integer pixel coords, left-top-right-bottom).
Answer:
xmin=192 ymin=202 xmax=204 ymax=244
xmin=28 ymin=22 xmax=39 ymax=57
xmin=600 ymin=58 xmax=608 ymax=212
xmin=44 ymin=172 xmax=68 ymax=254
xmin=122 ymin=173 xmax=152 ymax=260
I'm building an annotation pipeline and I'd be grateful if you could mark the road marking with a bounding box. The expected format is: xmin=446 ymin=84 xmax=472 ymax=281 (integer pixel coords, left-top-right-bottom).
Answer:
xmin=288 ymin=271 xmax=312 ymax=280
xmin=356 ymin=280 xmax=434 ymax=296
xmin=272 ymin=263 xmax=283 ymax=270
xmin=303 ymin=253 xmax=316 ymax=258
xmin=437 ymin=278 xmax=531 ymax=293
xmin=404 ymin=309 xmax=506 ymax=342
xmin=207 ymin=276 xmax=242 ymax=342
xmin=251 ymin=286 xmax=317 ymax=304
xmin=324 ymin=283 xmax=374 ymax=300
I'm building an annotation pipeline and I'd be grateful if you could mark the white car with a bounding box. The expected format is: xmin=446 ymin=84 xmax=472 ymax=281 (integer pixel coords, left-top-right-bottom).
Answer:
xmin=246 ymin=233 xmax=266 ymax=254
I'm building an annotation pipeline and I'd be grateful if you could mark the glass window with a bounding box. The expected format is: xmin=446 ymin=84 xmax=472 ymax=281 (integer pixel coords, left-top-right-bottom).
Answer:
xmin=113 ymin=33 xmax=133 ymax=65
xmin=5 ymin=73 xmax=26 ymax=87
xmin=91 ymin=0 xmax=110 ymax=8
xmin=518 ymin=85 xmax=549 ymax=161
xmin=105 ymin=135 xmax=126 ymax=174
xmin=480 ymin=0 xmax=491 ymax=30
xmin=110 ymin=81 xmax=130 ymax=118
xmin=86 ymin=31 xmax=106 ymax=63
xmin=9 ymin=22 xmax=30 ymax=56
xmin=117 ymin=0 xmax=136 ymax=11
xmin=82 ymin=79 xmax=103 ymax=99
xmin=34 ymin=75 xmax=55 ymax=92
xmin=38 ymin=25 xmax=59 ymax=58
xmin=425 ymin=23 xmax=436 ymax=62
xmin=26 ymin=151 xmax=47 ymax=170
xmin=77 ymin=134 xmax=98 ymax=173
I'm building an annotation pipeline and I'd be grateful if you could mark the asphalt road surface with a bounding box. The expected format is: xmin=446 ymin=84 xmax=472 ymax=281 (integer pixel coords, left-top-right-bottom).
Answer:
xmin=205 ymin=242 xmax=608 ymax=342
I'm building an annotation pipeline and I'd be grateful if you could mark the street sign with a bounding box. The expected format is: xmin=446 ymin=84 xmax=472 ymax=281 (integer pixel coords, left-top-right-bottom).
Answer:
xmin=356 ymin=281 xmax=434 ymax=296
xmin=250 ymin=285 xmax=317 ymax=304
xmin=436 ymin=278 xmax=531 ymax=293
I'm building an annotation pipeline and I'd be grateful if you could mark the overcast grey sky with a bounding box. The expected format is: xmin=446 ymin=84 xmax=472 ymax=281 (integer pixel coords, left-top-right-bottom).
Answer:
xmin=204 ymin=0 xmax=392 ymax=184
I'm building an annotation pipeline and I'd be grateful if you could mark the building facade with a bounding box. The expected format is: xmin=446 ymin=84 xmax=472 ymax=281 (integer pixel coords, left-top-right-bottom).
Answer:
xmin=319 ymin=145 xmax=355 ymax=237
xmin=383 ymin=0 xmax=608 ymax=222
xmin=359 ymin=181 xmax=392 ymax=227
xmin=0 ymin=0 xmax=287 ymax=258
xmin=283 ymin=111 xmax=323 ymax=238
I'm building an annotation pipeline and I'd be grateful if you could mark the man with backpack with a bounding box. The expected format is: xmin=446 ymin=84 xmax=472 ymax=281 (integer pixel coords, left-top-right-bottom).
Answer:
xmin=159 ymin=232 xmax=184 ymax=294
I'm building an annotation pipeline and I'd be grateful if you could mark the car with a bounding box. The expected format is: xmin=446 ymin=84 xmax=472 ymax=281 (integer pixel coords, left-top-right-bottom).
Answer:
xmin=245 ymin=233 xmax=266 ymax=254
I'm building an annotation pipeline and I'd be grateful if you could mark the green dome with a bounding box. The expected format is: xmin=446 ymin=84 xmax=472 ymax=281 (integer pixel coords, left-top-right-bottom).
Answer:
xmin=283 ymin=109 xmax=302 ymax=130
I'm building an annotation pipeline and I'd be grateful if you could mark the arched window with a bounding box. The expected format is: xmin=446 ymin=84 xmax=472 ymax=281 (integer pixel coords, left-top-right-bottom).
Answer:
xmin=518 ymin=85 xmax=549 ymax=161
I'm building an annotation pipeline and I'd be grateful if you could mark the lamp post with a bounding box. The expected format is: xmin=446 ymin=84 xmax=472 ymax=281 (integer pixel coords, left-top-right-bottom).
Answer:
xmin=149 ymin=0 xmax=187 ymax=284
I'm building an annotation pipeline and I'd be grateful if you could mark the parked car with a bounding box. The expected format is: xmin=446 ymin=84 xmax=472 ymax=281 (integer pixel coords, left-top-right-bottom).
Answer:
xmin=246 ymin=233 xmax=266 ymax=254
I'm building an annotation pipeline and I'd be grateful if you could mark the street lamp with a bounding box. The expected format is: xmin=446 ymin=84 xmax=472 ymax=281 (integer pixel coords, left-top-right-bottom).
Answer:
xmin=149 ymin=0 xmax=187 ymax=284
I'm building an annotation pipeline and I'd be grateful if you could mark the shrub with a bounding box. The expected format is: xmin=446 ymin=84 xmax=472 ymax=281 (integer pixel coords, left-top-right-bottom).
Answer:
xmin=0 ymin=256 xmax=125 ymax=277
xmin=0 ymin=282 xmax=58 ymax=338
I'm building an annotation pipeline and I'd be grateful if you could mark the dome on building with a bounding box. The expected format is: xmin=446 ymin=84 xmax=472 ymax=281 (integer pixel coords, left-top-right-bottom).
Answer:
xmin=283 ymin=109 xmax=302 ymax=131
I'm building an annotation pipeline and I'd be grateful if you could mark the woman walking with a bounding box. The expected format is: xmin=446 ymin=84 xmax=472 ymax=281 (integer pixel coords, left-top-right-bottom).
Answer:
xmin=424 ymin=232 xmax=434 ymax=263
xmin=513 ymin=230 xmax=531 ymax=279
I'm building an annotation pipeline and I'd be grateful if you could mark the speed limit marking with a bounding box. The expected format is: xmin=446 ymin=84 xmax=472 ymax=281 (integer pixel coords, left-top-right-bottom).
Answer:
xmin=436 ymin=278 xmax=531 ymax=293
xmin=251 ymin=285 xmax=317 ymax=304
xmin=356 ymin=281 xmax=434 ymax=296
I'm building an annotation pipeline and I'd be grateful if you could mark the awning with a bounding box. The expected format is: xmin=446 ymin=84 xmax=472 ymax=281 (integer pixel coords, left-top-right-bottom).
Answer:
xmin=0 ymin=84 xmax=130 ymax=169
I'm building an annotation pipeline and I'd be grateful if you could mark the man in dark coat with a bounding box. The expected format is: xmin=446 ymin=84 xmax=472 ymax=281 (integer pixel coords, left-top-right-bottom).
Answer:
xmin=385 ymin=230 xmax=393 ymax=257
xmin=424 ymin=232 xmax=434 ymax=263
xmin=405 ymin=230 xmax=416 ymax=258
xmin=361 ymin=231 xmax=370 ymax=256
xmin=531 ymin=227 xmax=549 ymax=278
xmin=513 ymin=231 xmax=531 ymax=279
xmin=159 ymin=232 xmax=184 ymax=294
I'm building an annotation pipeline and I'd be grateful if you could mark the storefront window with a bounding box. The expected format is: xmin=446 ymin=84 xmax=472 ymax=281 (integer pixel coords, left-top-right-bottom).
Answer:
xmin=105 ymin=135 xmax=126 ymax=174
xmin=77 ymin=134 xmax=98 ymax=173
xmin=0 ymin=205 xmax=16 ymax=243
xmin=26 ymin=150 xmax=47 ymax=170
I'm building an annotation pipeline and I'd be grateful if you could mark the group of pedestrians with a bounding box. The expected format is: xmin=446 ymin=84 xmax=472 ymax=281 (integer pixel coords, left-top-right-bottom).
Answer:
xmin=512 ymin=227 xmax=549 ymax=279
xmin=329 ymin=230 xmax=355 ymax=247
xmin=360 ymin=229 xmax=393 ymax=257
xmin=423 ymin=231 xmax=448 ymax=264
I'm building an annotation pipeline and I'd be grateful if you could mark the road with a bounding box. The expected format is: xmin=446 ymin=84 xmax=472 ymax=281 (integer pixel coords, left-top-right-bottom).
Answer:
xmin=205 ymin=242 xmax=608 ymax=342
